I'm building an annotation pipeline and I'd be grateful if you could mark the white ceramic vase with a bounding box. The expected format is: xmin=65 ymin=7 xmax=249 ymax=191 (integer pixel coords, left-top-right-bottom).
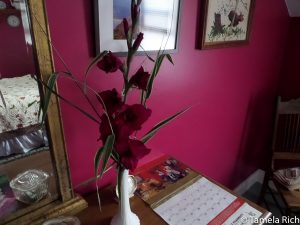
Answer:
xmin=111 ymin=169 xmax=140 ymax=225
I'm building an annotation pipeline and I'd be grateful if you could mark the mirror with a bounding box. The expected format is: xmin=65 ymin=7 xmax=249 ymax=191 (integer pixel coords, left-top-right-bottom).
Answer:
xmin=0 ymin=0 xmax=48 ymax=157
xmin=0 ymin=1 xmax=87 ymax=224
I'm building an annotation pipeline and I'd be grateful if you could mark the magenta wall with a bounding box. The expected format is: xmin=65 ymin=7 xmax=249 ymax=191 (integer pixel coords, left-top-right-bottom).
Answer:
xmin=45 ymin=0 xmax=290 ymax=192
xmin=0 ymin=11 xmax=36 ymax=78
xmin=279 ymin=18 xmax=300 ymax=98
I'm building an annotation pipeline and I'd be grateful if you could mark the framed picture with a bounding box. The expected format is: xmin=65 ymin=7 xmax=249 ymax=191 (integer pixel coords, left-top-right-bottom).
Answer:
xmin=197 ymin=0 xmax=255 ymax=49
xmin=94 ymin=0 xmax=181 ymax=55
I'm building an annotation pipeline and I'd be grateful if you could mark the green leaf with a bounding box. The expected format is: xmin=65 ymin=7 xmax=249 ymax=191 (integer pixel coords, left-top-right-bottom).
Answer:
xmin=99 ymin=134 xmax=115 ymax=178
xmin=111 ymin=150 xmax=120 ymax=162
xmin=166 ymin=54 xmax=174 ymax=65
xmin=94 ymin=147 xmax=104 ymax=176
xmin=146 ymin=54 xmax=174 ymax=99
xmin=140 ymin=45 xmax=155 ymax=62
xmin=83 ymin=51 xmax=109 ymax=94
xmin=40 ymin=73 xmax=58 ymax=122
xmin=38 ymin=75 xmax=101 ymax=124
xmin=85 ymin=51 xmax=109 ymax=78
xmin=141 ymin=106 xmax=192 ymax=143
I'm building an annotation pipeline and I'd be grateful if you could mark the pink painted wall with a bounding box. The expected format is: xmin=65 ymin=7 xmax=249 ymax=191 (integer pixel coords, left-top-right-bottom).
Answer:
xmin=0 ymin=11 xmax=36 ymax=78
xmin=45 ymin=0 xmax=290 ymax=193
xmin=279 ymin=18 xmax=300 ymax=98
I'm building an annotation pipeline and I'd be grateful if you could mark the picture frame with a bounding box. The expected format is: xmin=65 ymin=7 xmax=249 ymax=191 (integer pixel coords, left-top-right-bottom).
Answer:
xmin=94 ymin=0 xmax=181 ymax=55
xmin=197 ymin=0 xmax=255 ymax=50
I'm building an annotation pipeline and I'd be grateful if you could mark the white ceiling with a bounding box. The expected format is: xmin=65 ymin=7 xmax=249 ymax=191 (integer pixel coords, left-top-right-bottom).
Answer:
xmin=285 ymin=0 xmax=300 ymax=17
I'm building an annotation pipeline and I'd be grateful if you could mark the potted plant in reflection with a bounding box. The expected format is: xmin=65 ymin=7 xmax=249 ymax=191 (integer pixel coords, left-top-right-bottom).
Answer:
xmin=41 ymin=0 xmax=188 ymax=224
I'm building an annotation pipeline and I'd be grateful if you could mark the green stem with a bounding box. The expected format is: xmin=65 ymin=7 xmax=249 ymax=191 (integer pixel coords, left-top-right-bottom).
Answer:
xmin=140 ymin=90 xmax=144 ymax=104
xmin=123 ymin=93 xmax=128 ymax=104
xmin=36 ymin=77 xmax=101 ymax=125
xmin=31 ymin=15 xmax=102 ymax=120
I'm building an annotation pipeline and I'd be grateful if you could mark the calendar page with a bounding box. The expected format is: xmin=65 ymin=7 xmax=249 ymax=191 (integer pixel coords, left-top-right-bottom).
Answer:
xmin=154 ymin=177 xmax=262 ymax=225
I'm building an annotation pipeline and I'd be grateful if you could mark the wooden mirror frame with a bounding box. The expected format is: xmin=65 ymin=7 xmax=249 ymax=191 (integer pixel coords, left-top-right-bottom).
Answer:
xmin=2 ymin=1 xmax=87 ymax=224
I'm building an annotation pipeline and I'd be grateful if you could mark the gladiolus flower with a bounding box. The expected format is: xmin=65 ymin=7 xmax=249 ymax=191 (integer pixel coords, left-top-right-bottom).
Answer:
xmin=99 ymin=114 xmax=112 ymax=144
xmin=120 ymin=139 xmax=151 ymax=170
xmin=99 ymin=113 xmax=133 ymax=151
xmin=115 ymin=104 xmax=151 ymax=131
xmin=97 ymin=89 xmax=123 ymax=115
xmin=129 ymin=66 xmax=150 ymax=91
xmin=97 ymin=51 xmax=123 ymax=73
xmin=114 ymin=125 xmax=133 ymax=153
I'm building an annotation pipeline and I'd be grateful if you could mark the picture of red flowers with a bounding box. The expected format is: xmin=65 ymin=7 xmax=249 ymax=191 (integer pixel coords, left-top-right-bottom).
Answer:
xmin=198 ymin=0 xmax=255 ymax=49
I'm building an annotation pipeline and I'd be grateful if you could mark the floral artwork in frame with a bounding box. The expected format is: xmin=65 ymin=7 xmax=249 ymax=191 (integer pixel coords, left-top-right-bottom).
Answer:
xmin=94 ymin=0 xmax=181 ymax=55
xmin=198 ymin=0 xmax=255 ymax=49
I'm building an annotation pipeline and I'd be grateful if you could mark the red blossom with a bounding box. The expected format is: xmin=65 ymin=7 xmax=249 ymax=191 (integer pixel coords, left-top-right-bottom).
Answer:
xmin=120 ymin=139 xmax=151 ymax=170
xmin=129 ymin=66 xmax=150 ymax=90
xmin=99 ymin=113 xmax=133 ymax=152
xmin=97 ymin=89 xmax=123 ymax=115
xmin=115 ymin=104 xmax=152 ymax=131
xmin=99 ymin=114 xmax=112 ymax=144
xmin=114 ymin=125 xmax=133 ymax=153
xmin=97 ymin=51 xmax=123 ymax=73
xmin=99 ymin=104 xmax=151 ymax=156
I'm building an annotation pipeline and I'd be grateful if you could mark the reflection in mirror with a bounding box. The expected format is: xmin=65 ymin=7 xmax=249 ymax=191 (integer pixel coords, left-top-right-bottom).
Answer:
xmin=0 ymin=0 xmax=35 ymax=77
xmin=0 ymin=75 xmax=49 ymax=156
xmin=0 ymin=0 xmax=49 ymax=158
xmin=0 ymin=0 xmax=58 ymax=223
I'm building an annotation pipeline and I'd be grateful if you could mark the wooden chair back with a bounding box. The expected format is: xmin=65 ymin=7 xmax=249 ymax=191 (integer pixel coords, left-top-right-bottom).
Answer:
xmin=271 ymin=97 xmax=300 ymax=170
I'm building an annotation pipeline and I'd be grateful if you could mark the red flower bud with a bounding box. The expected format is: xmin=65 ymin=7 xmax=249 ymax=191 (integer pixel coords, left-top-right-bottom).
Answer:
xmin=131 ymin=4 xmax=140 ymax=23
xmin=123 ymin=18 xmax=129 ymax=38
xmin=132 ymin=32 xmax=143 ymax=51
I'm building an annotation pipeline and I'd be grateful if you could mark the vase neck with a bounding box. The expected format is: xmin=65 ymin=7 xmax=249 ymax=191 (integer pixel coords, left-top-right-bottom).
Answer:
xmin=120 ymin=169 xmax=131 ymax=213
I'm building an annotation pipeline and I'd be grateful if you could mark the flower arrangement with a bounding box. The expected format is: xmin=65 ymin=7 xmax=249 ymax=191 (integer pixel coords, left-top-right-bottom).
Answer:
xmin=40 ymin=1 xmax=189 ymax=224
xmin=42 ymin=0 xmax=188 ymax=209
xmin=90 ymin=0 xmax=189 ymax=187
